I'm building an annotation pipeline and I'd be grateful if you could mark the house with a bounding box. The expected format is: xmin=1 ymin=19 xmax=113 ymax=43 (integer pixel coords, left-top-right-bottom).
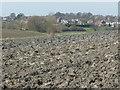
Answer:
xmin=57 ymin=17 xmax=62 ymax=23
xmin=2 ymin=16 xmax=16 ymax=22
xmin=94 ymin=21 xmax=102 ymax=26
xmin=95 ymin=20 xmax=108 ymax=26
xmin=61 ymin=19 xmax=68 ymax=24
xmin=2 ymin=17 xmax=7 ymax=21
xmin=77 ymin=20 xmax=82 ymax=25
xmin=110 ymin=22 xmax=119 ymax=27
xmin=2 ymin=16 xmax=9 ymax=22
xmin=57 ymin=17 xmax=85 ymax=25
xmin=87 ymin=19 xmax=94 ymax=24
xmin=101 ymin=20 xmax=106 ymax=26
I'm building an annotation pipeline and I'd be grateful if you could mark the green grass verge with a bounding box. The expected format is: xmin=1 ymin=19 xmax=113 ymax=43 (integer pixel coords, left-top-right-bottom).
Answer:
xmin=1 ymin=27 xmax=116 ymax=40
xmin=56 ymin=31 xmax=87 ymax=36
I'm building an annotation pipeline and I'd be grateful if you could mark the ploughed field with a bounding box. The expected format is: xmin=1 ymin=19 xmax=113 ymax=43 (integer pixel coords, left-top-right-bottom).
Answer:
xmin=2 ymin=31 xmax=119 ymax=88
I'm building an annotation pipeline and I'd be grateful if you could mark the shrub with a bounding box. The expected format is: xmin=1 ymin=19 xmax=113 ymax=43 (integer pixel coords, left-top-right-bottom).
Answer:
xmin=2 ymin=22 xmax=20 ymax=30
xmin=27 ymin=16 xmax=59 ymax=36
xmin=55 ymin=24 xmax=68 ymax=33
xmin=69 ymin=26 xmax=86 ymax=31
xmin=27 ymin=16 xmax=47 ymax=32
xmin=45 ymin=16 xmax=57 ymax=34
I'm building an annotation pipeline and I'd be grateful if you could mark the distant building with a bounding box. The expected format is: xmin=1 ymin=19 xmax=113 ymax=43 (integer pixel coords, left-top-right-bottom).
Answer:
xmin=87 ymin=19 xmax=94 ymax=24
xmin=77 ymin=20 xmax=82 ymax=24
xmin=2 ymin=17 xmax=9 ymax=22
xmin=94 ymin=21 xmax=102 ymax=26
xmin=101 ymin=20 xmax=106 ymax=26
xmin=110 ymin=22 xmax=119 ymax=27
xmin=61 ymin=19 xmax=68 ymax=24
xmin=2 ymin=16 xmax=16 ymax=22
xmin=57 ymin=17 xmax=62 ymax=23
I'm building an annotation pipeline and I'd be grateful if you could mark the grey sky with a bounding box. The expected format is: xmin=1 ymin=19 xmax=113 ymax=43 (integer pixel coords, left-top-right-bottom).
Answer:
xmin=2 ymin=2 xmax=118 ymax=16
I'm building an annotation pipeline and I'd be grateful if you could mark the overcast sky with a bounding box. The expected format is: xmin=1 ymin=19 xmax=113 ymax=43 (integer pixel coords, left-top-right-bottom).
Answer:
xmin=2 ymin=2 xmax=118 ymax=16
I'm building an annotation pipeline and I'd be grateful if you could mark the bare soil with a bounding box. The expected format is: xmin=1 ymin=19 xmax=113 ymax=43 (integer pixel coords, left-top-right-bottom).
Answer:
xmin=1 ymin=30 xmax=120 ymax=89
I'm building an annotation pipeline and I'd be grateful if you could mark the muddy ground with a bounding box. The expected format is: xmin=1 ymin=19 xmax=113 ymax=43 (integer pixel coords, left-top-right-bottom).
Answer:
xmin=1 ymin=31 xmax=120 ymax=88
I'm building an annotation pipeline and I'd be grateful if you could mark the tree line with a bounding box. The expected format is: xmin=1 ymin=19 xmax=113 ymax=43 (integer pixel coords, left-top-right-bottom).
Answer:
xmin=2 ymin=12 xmax=117 ymax=35
xmin=54 ymin=12 xmax=117 ymax=23
xmin=2 ymin=13 xmax=66 ymax=35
